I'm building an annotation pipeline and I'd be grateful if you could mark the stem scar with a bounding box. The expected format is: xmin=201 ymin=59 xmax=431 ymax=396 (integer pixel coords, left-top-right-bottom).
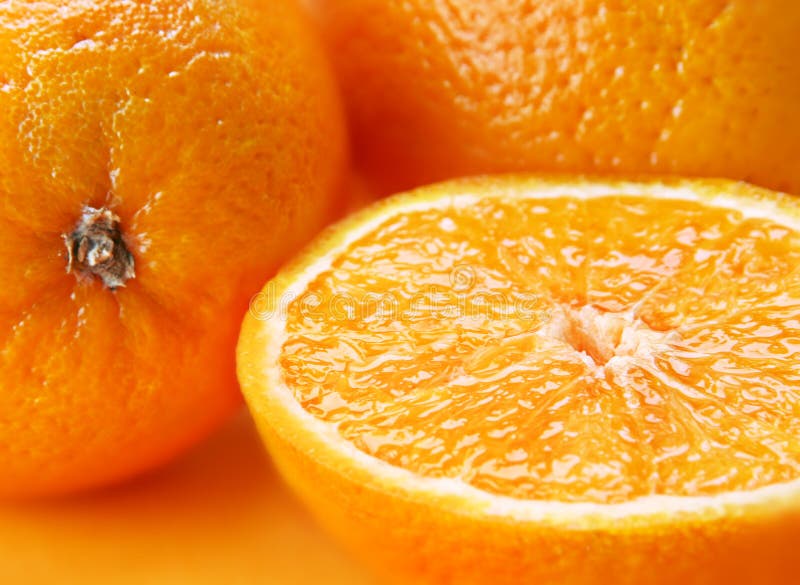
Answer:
xmin=63 ymin=206 xmax=135 ymax=290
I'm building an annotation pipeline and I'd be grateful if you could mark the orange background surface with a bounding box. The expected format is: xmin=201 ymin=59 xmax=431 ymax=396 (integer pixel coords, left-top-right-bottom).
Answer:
xmin=0 ymin=413 xmax=374 ymax=585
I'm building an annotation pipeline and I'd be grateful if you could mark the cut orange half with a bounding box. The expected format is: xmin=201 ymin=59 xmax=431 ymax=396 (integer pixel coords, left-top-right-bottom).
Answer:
xmin=237 ymin=176 xmax=800 ymax=585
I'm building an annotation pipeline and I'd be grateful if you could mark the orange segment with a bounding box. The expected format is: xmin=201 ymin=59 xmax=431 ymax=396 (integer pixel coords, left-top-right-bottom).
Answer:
xmin=268 ymin=179 xmax=800 ymax=504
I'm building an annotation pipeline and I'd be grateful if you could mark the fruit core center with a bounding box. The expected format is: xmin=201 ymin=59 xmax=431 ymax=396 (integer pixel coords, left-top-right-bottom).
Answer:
xmin=541 ymin=305 xmax=675 ymax=366
xmin=63 ymin=206 xmax=135 ymax=289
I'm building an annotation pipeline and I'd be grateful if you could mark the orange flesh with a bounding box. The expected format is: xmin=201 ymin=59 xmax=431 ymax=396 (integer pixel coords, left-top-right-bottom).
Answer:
xmin=281 ymin=195 xmax=800 ymax=503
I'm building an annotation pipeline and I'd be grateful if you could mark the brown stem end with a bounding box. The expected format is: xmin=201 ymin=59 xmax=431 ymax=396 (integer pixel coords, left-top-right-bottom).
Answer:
xmin=63 ymin=206 xmax=135 ymax=290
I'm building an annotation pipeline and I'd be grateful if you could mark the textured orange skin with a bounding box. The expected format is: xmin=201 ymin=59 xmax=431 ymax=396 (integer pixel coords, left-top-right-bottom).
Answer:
xmin=313 ymin=0 xmax=800 ymax=196
xmin=0 ymin=0 xmax=347 ymax=496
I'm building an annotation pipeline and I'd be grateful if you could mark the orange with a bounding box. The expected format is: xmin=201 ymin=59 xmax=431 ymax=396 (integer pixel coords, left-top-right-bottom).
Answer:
xmin=0 ymin=0 xmax=347 ymax=496
xmin=238 ymin=176 xmax=800 ymax=584
xmin=311 ymin=0 xmax=800 ymax=196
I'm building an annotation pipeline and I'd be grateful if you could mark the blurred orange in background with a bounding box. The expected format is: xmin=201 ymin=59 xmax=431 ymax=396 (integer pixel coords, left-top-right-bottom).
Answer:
xmin=312 ymin=0 xmax=800 ymax=197
xmin=0 ymin=413 xmax=373 ymax=585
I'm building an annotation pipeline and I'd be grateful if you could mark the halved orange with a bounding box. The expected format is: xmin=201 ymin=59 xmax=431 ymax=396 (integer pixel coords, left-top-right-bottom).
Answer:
xmin=238 ymin=176 xmax=800 ymax=585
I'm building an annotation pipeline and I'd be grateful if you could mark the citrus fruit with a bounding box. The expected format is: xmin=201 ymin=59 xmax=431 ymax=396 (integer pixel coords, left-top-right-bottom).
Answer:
xmin=0 ymin=0 xmax=347 ymax=496
xmin=238 ymin=176 xmax=800 ymax=584
xmin=311 ymin=0 xmax=800 ymax=196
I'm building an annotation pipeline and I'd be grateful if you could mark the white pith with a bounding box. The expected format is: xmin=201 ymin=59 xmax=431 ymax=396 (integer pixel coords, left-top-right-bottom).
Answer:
xmin=247 ymin=177 xmax=800 ymax=524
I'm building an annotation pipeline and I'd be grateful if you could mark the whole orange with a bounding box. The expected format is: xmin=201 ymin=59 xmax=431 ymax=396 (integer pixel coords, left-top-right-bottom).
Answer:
xmin=312 ymin=0 xmax=800 ymax=196
xmin=0 ymin=0 xmax=347 ymax=496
